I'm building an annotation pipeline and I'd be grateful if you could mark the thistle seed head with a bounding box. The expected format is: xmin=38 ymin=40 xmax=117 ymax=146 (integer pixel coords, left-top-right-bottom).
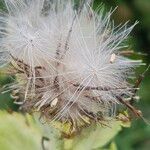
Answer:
xmin=0 ymin=0 xmax=142 ymax=130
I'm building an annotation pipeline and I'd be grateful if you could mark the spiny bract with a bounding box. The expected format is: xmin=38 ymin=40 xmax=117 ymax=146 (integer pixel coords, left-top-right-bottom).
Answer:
xmin=0 ymin=0 xmax=141 ymax=129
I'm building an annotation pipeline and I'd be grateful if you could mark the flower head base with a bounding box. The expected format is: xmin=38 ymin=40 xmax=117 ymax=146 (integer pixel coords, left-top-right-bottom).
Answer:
xmin=0 ymin=0 xmax=142 ymax=130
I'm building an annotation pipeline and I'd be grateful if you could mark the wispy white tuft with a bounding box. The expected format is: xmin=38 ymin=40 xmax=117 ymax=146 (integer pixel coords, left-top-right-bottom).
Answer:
xmin=0 ymin=0 xmax=141 ymax=126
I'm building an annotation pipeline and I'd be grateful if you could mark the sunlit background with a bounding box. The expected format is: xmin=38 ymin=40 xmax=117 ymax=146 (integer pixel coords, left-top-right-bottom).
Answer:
xmin=0 ymin=0 xmax=150 ymax=150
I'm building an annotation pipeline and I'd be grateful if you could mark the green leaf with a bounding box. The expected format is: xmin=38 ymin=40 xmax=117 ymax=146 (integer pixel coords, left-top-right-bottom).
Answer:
xmin=0 ymin=111 xmax=63 ymax=150
xmin=0 ymin=111 xmax=41 ymax=150
xmin=64 ymin=120 xmax=122 ymax=150
xmin=0 ymin=111 xmax=127 ymax=150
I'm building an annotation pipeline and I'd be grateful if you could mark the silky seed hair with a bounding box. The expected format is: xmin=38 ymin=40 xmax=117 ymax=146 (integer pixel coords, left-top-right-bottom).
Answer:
xmin=0 ymin=0 xmax=142 ymax=129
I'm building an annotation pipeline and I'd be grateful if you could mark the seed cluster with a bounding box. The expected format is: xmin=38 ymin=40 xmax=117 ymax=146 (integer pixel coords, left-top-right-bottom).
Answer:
xmin=0 ymin=0 xmax=142 ymax=130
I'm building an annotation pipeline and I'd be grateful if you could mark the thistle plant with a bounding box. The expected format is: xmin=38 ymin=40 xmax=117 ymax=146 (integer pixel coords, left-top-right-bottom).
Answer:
xmin=0 ymin=0 xmax=147 ymax=148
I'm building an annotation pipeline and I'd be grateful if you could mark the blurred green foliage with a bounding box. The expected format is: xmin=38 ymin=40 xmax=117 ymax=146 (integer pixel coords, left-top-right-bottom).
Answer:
xmin=0 ymin=0 xmax=150 ymax=150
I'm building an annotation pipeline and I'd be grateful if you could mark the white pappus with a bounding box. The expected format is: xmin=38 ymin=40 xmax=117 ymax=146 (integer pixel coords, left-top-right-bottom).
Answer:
xmin=0 ymin=0 xmax=142 ymax=128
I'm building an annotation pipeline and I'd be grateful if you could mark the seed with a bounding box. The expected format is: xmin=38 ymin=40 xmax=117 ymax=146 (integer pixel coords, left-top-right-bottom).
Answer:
xmin=110 ymin=53 xmax=116 ymax=63
xmin=51 ymin=98 xmax=58 ymax=107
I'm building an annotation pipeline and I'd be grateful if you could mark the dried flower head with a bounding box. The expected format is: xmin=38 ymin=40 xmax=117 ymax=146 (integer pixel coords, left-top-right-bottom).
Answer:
xmin=0 ymin=0 xmax=142 ymax=130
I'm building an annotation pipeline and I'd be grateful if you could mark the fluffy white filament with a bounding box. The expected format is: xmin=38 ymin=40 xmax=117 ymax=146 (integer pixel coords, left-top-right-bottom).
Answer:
xmin=0 ymin=0 xmax=141 ymax=124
